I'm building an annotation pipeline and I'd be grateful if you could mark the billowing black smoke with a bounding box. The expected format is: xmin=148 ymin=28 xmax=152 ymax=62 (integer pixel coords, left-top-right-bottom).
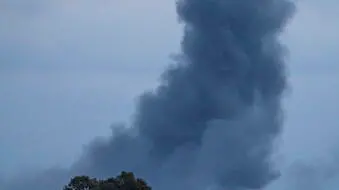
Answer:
xmin=75 ymin=0 xmax=295 ymax=189
xmin=2 ymin=0 xmax=295 ymax=189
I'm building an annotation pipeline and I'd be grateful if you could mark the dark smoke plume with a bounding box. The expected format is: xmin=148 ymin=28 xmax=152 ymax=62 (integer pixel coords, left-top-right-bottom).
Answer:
xmin=77 ymin=0 xmax=295 ymax=189
xmin=2 ymin=0 xmax=295 ymax=189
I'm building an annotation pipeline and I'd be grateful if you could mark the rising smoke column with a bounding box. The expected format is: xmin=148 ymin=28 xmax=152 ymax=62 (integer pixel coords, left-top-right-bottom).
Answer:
xmin=2 ymin=0 xmax=295 ymax=190
xmin=80 ymin=0 xmax=295 ymax=189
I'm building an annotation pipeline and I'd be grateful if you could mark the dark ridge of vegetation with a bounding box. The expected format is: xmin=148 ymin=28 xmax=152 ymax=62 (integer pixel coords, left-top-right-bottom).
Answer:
xmin=63 ymin=171 xmax=151 ymax=190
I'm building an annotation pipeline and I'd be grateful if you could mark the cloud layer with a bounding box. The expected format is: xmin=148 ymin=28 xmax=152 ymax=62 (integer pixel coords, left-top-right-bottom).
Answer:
xmin=1 ymin=0 xmax=339 ymax=190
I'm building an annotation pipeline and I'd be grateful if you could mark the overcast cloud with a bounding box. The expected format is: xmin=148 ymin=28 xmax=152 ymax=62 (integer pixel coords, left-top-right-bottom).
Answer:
xmin=0 ymin=0 xmax=338 ymax=189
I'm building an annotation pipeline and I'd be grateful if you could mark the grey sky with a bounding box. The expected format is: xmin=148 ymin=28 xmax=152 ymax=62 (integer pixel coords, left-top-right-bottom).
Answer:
xmin=0 ymin=0 xmax=338 ymax=188
xmin=0 ymin=0 xmax=180 ymax=174
xmin=282 ymin=0 xmax=339 ymax=162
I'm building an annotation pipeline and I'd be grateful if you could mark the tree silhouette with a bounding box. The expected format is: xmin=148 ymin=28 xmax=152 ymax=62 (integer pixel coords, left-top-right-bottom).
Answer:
xmin=63 ymin=171 xmax=151 ymax=190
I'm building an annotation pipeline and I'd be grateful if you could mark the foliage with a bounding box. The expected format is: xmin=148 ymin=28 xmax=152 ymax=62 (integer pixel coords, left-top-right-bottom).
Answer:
xmin=63 ymin=171 xmax=151 ymax=190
